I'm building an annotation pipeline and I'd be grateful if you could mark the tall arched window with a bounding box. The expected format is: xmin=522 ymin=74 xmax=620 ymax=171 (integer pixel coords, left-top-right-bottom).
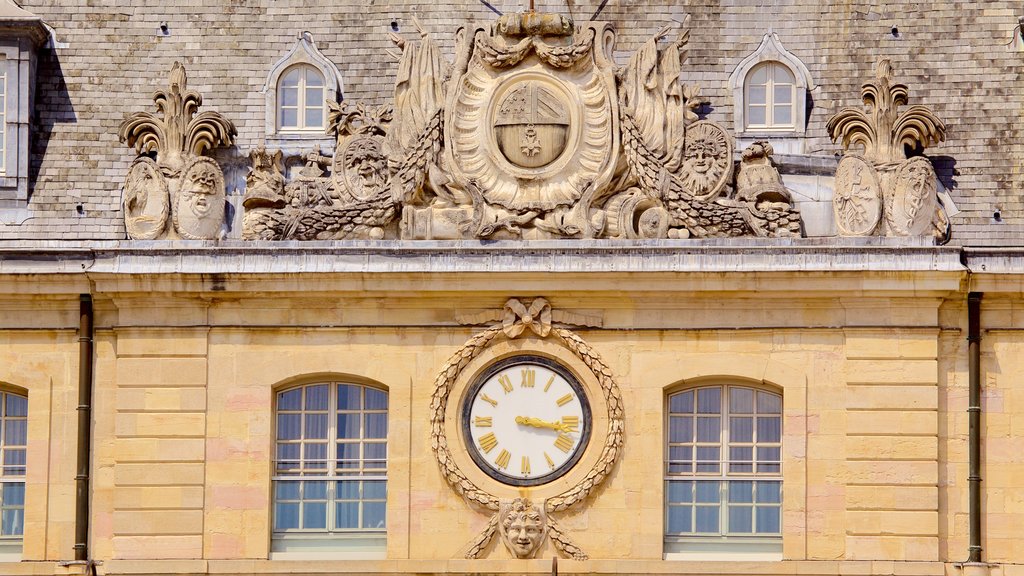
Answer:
xmin=665 ymin=385 xmax=781 ymax=557
xmin=0 ymin=390 xmax=26 ymax=555
xmin=272 ymin=382 xmax=387 ymax=556
xmin=744 ymin=62 xmax=796 ymax=131
xmin=277 ymin=64 xmax=326 ymax=133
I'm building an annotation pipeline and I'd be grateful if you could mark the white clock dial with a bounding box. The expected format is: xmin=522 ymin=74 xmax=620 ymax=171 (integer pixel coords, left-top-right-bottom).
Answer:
xmin=463 ymin=356 xmax=591 ymax=486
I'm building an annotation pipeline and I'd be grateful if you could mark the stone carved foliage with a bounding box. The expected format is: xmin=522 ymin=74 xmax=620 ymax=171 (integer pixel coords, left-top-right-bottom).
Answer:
xmin=241 ymin=13 xmax=803 ymax=241
xmin=827 ymin=60 xmax=949 ymax=239
xmin=430 ymin=298 xmax=622 ymax=561
xmin=119 ymin=62 xmax=236 ymax=240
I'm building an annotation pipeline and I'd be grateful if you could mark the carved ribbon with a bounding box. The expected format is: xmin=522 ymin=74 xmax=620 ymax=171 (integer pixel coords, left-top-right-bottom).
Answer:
xmin=476 ymin=30 xmax=594 ymax=69
xmin=502 ymin=298 xmax=552 ymax=338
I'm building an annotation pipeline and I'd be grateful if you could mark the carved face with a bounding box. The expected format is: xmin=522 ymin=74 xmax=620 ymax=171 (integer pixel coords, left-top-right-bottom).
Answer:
xmin=677 ymin=121 xmax=731 ymax=199
xmin=175 ymin=157 xmax=225 ymax=240
xmin=500 ymin=499 xmax=546 ymax=558
xmin=685 ymin=137 xmax=719 ymax=174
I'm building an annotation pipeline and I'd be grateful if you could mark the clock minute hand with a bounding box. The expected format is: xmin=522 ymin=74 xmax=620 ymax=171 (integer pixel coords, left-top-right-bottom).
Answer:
xmin=515 ymin=415 xmax=570 ymax=432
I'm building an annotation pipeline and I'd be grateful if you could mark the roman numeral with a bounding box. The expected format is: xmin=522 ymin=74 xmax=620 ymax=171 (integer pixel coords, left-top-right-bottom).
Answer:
xmin=556 ymin=393 xmax=573 ymax=407
xmin=554 ymin=433 xmax=574 ymax=453
xmin=480 ymin=393 xmax=498 ymax=407
xmin=561 ymin=415 xmax=579 ymax=432
xmin=495 ymin=449 xmax=511 ymax=470
xmin=498 ymin=374 xmax=513 ymax=394
xmin=520 ymin=369 xmax=535 ymax=388
xmin=478 ymin=432 xmax=498 ymax=453
xmin=474 ymin=416 xmax=492 ymax=427
xmin=544 ymin=375 xmax=556 ymax=392
xmin=521 ymin=456 xmax=531 ymax=475
xmin=544 ymin=452 xmax=555 ymax=469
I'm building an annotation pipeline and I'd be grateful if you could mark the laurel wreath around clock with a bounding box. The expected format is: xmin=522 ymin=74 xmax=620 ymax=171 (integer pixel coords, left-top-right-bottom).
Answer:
xmin=429 ymin=298 xmax=624 ymax=515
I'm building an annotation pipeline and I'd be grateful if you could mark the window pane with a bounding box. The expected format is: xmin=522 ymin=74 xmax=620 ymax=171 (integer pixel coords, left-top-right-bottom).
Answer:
xmin=305 ymin=68 xmax=324 ymax=87
xmin=304 ymin=480 xmax=328 ymax=500
xmin=362 ymin=502 xmax=386 ymax=529
xmin=337 ymin=480 xmax=359 ymax=500
xmin=669 ymin=416 xmax=693 ymax=442
xmin=669 ymin=391 xmax=693 ymax=414
xmin=280 ymin=86 xmax=299 ymax=107
xmin=302 ymin=502 xmax=327 ymax=529
xmin=697 ymin=388 xmax=721 ymax=414
xmin=748 ymin=84 xmax=767 ymax=107
xmin=696 ymin=416 xmax=720 ymax=442
xmin=304 ymin=443 xmax=326 ymax=467
xmin=364 ymin=480 xmax=387 ymax=500
xmin=338 ymin=385 xmax=361 ymax=410
xmin=774 ymin=104 xmax=793 ymax=125
xmin=276 ymin=444 xmax=299 ymax=469
xmin=278 ymin=389 xmax=301 ymax=411
xmin=304 ymin=385 xmax=328 ymax=410
xmin=3 ymin=449 xmax=25 ymax=476
xmin=696 ymin=446 xmax=719 ymax=473
xmin=750 ymin=65 xmax=768 ymax=84
xmin=364 ymin=442 xmax=387 ymax=460
xmin=305 ymin=107 xmax=323 ymax=129
xmin=2 ymin=482 xmax=24 ymax=506
xmin=774 ymin=84 xmax=793 ymax=105
xmin=747 ymin=105 xmax=766 ymax=126
xmin=305 ymin=413 xmax=328 ymax=440
xmin=667 ymin=505 xmax=692 ymax=533
xmin=730 ymin=388 xmax=754 ymax=414
xmin=667 ymin=480 xmax=692 ymax=503
xmin=336 ymin=442 xmax=359 ymax=462
xmin=757 ymin=481 xmax=782 ymax=504
xmin=695 ymin=506 xmax=719 ymax=533
xmin=757 ymin=417 xmax=782 ymax=442
xmin=280 ymin=107 xmax=298 ymax=128
xmin=365 ymin=413 xmax=387 ymax=439
xmin=282 ymin=67 xmax=301 ymax=87
xmin=277 ymin=414 xmax=301 ymax=440
xmin=668 ymin=445 xmax=692 ymax=463
xmin=757 ymin=446 xmax=781 ymax=465
xmin=4 ymin=420 xmax=26 ymax=445
xmin=275 ymin=502 xmax=299 ymax=530
xmin=757 ymin=506 xmax=781 ymax=534
xmin=5 ymin=395 xmax=26 ymax=417
xmin=758 ymin=391 xmax=782 ymax=414
xmin=365 ymin=388 xmax=388 ymax=410
xmin=337 ymin=413 xmax=360 ymax=439
xmin=336 ymin=502 xmax=359 ymax=529
xmin=275 ymin=481 xmax=299 ymax=501
xmin=729 ymin=506 xmax=753 ymax=533
xmin=730 ymin=417 xmax=753 ymax=442
xmin=773 ymin=64 xmax=795 ymax=84
xmin=729 ymin=481 xmax=754 ymax=503
xmin=729 ymin=446 xmax=753 ymax=473
xmin=695 ymin=481 xmax=720 ymax=503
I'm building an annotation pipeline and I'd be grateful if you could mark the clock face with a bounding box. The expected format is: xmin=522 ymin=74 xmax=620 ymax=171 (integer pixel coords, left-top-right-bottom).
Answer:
xmin=462 ymin=355 xmax=591 ymax=486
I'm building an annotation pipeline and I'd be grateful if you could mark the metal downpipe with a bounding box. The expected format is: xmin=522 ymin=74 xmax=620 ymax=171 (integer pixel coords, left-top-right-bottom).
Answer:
xmin=967 ymin=292 xmax=982 ymax=563
xmin=75 ymin=295 xmax=94 ymax=561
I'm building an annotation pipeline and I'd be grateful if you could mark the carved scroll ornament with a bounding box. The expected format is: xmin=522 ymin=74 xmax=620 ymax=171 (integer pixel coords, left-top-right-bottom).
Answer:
xmin=119 ymin=62 xmax=236 ymax=240
xmin=827 ymin=59 xmax=949 ymax=239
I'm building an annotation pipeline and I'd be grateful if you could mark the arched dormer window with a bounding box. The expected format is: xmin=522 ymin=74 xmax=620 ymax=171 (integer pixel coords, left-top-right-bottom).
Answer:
xmin=263 ymin=32 xmax=343 ymax=151
xmin=729 ymin=33 xmax=814 ymax=153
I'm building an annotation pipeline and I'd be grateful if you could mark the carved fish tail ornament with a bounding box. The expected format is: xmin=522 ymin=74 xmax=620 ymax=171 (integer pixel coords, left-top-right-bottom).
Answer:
xmin=827 ymin=59 xmax=948 ymax=239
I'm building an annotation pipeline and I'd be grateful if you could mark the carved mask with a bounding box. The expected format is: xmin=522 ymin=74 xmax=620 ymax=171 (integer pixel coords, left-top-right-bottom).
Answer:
xmin=498 ymin=498 xmax=547 ymax=559
xmin=175 ymin=157 xmax=226 ymax=240
xmin=685 ymin=137 xmax=718 ymax=174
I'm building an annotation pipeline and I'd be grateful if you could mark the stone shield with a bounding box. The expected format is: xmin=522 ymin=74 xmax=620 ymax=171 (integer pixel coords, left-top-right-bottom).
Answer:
xmin=833 ymin=155 xmax=882 ymax=236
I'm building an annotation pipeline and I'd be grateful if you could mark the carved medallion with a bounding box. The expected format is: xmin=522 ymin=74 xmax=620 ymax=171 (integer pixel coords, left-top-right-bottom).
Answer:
xmin=678 ymin=120 xmax=733 ymax=201
xmin=338 ymin=136 xmax=388 ymax=201
xmin=174 ymin=157 xmax=226 ymax=240
xmin=833 ymin=155 xmax=882 ymax=236
xmin=493 ymin=81 xmax=570 ymax=169
xmin=886 ymin=156 xmax=938 ymax=237
xmin=123 ymin=157 xmax=169 ymax=240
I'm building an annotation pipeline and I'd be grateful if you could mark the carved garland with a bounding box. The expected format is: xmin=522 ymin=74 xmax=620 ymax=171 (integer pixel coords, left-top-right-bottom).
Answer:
xmin=429 ymin=298 xmax=624 ymax=560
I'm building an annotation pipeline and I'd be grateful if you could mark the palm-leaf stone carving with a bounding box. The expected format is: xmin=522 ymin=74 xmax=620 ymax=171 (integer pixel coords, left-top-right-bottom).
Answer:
xmin=826 ymin=59 xmax=945 ymax=165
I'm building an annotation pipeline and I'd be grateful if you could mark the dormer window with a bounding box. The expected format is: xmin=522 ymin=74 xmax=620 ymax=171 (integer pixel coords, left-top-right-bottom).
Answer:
xmin=278 ymin=64 xmax=326 ymax=133
xmin=744 ymin=62 xmax=796 ymax=131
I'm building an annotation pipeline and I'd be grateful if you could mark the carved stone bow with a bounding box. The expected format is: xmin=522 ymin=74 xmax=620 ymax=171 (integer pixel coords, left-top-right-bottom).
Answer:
xmin=502 ymin=298 xmax=552 ymax=338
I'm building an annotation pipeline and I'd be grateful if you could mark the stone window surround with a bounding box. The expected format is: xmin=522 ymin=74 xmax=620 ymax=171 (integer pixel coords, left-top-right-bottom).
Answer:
xmin=0 ymin=37 xmax=37 ymax=214
xmin=728 ymin=33 xmax=814 ymax=153
xmin=262 ymin=32 xmax=343 ymax=155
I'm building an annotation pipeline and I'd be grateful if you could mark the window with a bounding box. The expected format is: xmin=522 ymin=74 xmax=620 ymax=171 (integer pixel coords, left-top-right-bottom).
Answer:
xmin=728 ymin=33 xmax=813 ymax=154
xmin=272 ymin=382 xmax=387 ymax=558
xmin=744 ymin=62 xmax=795 ymax=131
xmin=0 ymin=68 xmax=6 ymax=174
xmin=0 ymin=391 xmax=26 ymax=557
xmin=277 ymin=65 xmax=325 ymax=133
xmin=665 ymin=385 xmax=781 ymax=558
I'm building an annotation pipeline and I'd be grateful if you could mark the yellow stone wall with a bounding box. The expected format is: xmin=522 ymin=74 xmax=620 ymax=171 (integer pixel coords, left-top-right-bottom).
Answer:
xmin=1 ymin=273 xmax=1022 ymax=575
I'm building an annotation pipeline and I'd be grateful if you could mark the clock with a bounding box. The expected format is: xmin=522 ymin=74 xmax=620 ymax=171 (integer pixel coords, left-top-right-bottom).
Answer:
xmin=462 ymin=355 xmax=592 ymax=486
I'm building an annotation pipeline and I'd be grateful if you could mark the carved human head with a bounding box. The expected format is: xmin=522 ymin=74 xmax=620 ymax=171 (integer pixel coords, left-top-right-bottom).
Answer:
xmin=684 ymin=134 xmax=720 ymax=174
xmin=175 ymin=157 xmax=226 ymax=239
xmin=498 ymin=498 xmax=547 ymax=559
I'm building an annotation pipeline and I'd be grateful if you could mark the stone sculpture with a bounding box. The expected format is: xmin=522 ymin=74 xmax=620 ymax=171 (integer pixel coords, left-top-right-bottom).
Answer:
xmin=119 ymin=62 xmax=236 ymax=240
xmin=733 ymin=142 xmax=803 ymax=237
xmin=497 ymin=498 xmax=547 ymax=559
xmin=240 ymin=11 xmax=803 ymax=241
xmin=826 ymin=59 xmax=949 ymax=239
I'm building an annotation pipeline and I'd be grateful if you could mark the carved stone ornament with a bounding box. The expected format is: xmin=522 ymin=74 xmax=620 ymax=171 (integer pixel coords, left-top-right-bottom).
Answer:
xmin=240 ymin=12 xmax=804 ymax=241
xmin=430 ymin=297 xmax=623 ymax=560
xmin=119 ymin=62 xmax=237 ymax=240
xmin=826 ymin=59 xmax=949 ymax=240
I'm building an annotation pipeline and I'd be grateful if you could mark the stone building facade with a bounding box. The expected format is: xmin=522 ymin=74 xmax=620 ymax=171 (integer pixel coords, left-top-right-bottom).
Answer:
xmin=0 ymin=1 xmax=1022 ymax=576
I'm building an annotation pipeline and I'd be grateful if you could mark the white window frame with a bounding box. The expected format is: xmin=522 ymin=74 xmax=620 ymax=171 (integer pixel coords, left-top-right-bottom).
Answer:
xmin=276 ymin=64 xmax=326 ymax=134
xmin=0 ymin=390 xmax=26 ymax=560
xmin=271 ymin=381 xmax=387 ymax=560
xmin=743 ymin=61 xmax=797 ymax=132
xmin=664 ymin=384 xmax=782 ymax=560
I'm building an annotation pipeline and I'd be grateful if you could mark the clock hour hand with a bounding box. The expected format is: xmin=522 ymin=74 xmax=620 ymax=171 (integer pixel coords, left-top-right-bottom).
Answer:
xmin=515 ymin=415 xmax=571 ymax=433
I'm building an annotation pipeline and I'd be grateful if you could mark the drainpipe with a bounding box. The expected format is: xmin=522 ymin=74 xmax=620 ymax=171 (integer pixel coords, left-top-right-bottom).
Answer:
xmin=967 ymin=292 xmax=982 ymax=563
xmin=75 ymin=294 xmax=94 ymax=562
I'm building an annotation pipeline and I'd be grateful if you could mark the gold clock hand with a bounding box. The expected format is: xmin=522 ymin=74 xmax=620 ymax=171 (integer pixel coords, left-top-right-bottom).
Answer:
xmin=515 ymin=416 xmax=571 ymax=432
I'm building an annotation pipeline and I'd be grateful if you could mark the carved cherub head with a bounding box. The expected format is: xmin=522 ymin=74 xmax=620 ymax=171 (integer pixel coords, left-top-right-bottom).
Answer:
xmin=498 ymin=498 xmax=547 ymax=559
